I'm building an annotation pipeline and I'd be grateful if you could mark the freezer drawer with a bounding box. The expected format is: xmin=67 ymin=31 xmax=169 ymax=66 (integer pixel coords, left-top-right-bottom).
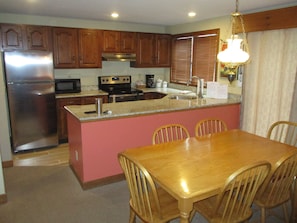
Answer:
xmin=6 ymin=82 xmax=58 ymax=153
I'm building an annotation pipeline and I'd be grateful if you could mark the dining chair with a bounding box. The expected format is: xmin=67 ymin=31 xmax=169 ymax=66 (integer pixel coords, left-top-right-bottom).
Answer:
xmin=190 ymin=161 xmax=271 ymax=223
xmin=152 ymin=124 xmax=190 ymax=144
xmin=195 ymin=118 xmax=228 ymax=137
xmin=267 ymin=121 xmax=297 ymax=147
xmin=253 ymin=152 xmax=297 ymax=223
xmin=118 ymin=153 xmax=181 ymax=223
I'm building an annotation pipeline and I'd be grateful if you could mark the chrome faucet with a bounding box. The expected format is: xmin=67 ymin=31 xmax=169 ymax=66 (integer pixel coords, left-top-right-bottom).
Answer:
xmin=192 ymin=76 xmax=204 ymax=98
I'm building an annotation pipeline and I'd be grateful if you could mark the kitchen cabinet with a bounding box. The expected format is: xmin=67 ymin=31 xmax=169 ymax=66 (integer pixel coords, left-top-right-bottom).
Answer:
xmin=78 ymin=29 xmax=102 ymax=68
xmin=103 ymin=31 xmax=136 ymax=53
xmin=133 ymin=33 xmax=171 ymax=67
xmin=1 ymin=24 xmax=24 ymax=50
xmin=26 ymin=25 xmax=52 ymax=51
xmin=56 ymin=95 xmax=108 ymax=142
xmin=53 ymin=28 xmax=102 ymax=68
xmin=52 ymin=28 xmax=78 ymax=68
xmin=0 ymin=24 xmax=52 ymax=51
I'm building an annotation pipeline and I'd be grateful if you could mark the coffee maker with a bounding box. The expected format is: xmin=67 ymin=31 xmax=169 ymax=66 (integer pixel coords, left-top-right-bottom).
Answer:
xmin=146 ymin=74 xmax=155 ymax=88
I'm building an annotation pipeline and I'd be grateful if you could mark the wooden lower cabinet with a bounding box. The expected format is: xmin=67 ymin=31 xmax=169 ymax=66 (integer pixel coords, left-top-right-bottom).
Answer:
xmin=56 ymin=95 xmax=107 ymax=142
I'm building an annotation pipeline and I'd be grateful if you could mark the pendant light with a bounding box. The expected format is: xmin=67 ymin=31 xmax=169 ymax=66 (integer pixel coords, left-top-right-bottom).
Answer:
xmin=217 ymin=0 xmax=250 ymax=83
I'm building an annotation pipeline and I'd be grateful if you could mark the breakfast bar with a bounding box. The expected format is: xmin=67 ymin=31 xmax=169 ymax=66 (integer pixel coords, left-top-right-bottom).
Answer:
xmin=65 ymin=90 xmax=241 ymax=189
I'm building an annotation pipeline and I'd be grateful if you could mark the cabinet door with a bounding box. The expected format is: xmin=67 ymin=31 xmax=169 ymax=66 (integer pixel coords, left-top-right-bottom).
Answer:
xmin=78 ymin=29 xmax=102 ymax=68
xmin=136 ymin=33 xmax=155 ymax=67
xmin=26 ymin=25 xmax=52 ymax=51
xmin=103 ymin=30 xmax=120 ymax=52
xmin=1 ymin=24 xmax=24 ymax=50
xmin=155 ymin=34 xmax=171 ymax=67
xmin=81 ymin=95 xmax=108 ymax=104
xmin=53 ymin=28 xmax=79 ymax=68
xmin=120 ymin=32 xmax=136 ymax=53
xmin=56 ymin=97 xmax=82 ymax=142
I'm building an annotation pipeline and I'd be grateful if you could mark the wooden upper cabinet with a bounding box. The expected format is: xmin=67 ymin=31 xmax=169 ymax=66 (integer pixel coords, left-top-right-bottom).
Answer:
xmin=155 ymin=34 xmax=171 ymax=67
xmin=0 ymin=24 xmax=52 ymax=51
xmin=103 ymin=31 xmax=136 ymax=53
xmin=53 ymin=27 xmax=102 ymax=68
xmin=53 ymin=27 xmax=79 ymax=68
xmin=1 ymin=24 xmax=24 ymax=50
xmin=78 ymin=29 xmax=102 ymax=68
xmin=136 ymin=33 xmax=155 ymax=66
xmin=26 ymin=25 xmax=52 ymax=51
xmin=135 ymin=33 xmax=171 ymax=67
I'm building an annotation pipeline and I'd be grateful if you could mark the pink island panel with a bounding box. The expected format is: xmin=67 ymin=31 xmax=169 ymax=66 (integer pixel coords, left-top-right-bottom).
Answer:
xmin=67 ymin=104 xmax=240 ymax=184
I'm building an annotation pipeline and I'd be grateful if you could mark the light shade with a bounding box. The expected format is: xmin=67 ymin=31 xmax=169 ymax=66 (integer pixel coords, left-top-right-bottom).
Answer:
xmin=217 ymin=36 xmax=249 ymax=65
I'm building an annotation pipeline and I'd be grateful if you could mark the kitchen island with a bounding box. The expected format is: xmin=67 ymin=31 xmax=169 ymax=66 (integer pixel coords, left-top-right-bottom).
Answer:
xmin=65 ymin=88 xmax=241 ymax=189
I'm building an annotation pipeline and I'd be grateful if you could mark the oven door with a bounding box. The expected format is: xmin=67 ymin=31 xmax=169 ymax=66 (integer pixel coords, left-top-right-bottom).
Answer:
xmin=109 ymin=93 xmax=143 ymax=103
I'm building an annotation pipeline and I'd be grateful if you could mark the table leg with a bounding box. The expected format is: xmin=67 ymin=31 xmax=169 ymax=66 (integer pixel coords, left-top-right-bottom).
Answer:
xmin=178 ymin=201 xmax=193 ymax=223
xmin=179 ymin=212 xmax=190 ymax=223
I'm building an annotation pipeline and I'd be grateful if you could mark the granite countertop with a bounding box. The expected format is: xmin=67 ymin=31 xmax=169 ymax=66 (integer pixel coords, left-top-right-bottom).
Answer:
xmin=64 ymin=87 xmax=241 ymax=122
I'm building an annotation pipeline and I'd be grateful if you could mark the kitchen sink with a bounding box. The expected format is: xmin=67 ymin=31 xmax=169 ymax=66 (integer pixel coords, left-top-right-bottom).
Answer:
xmin=169 ymin=95 xmax=197 ymax=100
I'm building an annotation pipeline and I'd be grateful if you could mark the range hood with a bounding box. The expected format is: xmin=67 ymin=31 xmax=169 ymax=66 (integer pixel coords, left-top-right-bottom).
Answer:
xmin=102 ymin=53 xmax=136 ymax=62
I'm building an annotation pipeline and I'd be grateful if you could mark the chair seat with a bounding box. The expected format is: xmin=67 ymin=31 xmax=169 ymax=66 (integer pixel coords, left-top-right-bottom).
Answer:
xmin=254 ymin=187 xmax=291 ymax=209
xmin=130 ymin=187 xmax=180 ymax=223
xmin=194 ymin=195 xmax=253 ymax=223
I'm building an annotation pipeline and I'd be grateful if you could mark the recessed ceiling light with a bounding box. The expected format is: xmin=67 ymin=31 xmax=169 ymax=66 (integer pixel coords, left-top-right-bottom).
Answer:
xmin=111 ymin=12 xmax=119 ymax=18
xmin=188 ymin=12 xmax=196 ymax=17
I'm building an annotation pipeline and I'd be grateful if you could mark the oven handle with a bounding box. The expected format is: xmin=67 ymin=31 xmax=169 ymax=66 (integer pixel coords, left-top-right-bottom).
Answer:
xmin=110 ymin=93 xmax=138 ymax=98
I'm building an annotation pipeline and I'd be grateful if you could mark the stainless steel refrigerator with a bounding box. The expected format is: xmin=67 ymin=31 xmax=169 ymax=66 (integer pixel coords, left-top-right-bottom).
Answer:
xmin=3 ymin=51 xmax=58 ymax=153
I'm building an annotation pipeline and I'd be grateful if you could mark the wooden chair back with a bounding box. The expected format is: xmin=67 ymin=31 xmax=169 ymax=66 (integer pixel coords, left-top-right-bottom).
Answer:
xmin=152 ymin=124 xmax=190 ymax=144
xmin=267 ymin=121 xmax=297 ymax=147
xmin=195 ymin=118 xmax=228 ymax=137
xmin=213 ymin=161 xmax=271 ymax=222
xmin=254 ymin=152 xmax=297 ymax=223
xmin=118 ymin=153 xmax=179 ymax=223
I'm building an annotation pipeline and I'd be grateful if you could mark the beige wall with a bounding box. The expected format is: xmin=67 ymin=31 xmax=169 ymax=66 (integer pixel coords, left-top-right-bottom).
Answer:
xmin=0 ymin=55 xmax=12 ymax=162
xmin=0 ymin=153 xmax=5 ymax=198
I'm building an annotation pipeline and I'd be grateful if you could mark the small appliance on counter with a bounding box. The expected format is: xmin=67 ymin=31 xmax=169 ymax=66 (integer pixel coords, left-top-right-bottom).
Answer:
xmin=55 ymin=78 xmax=81 ymax=94
xmin=156 ymin=79 xmax=162 ymax=88
xmin=145 ymin=74 xmax=155 ymax=88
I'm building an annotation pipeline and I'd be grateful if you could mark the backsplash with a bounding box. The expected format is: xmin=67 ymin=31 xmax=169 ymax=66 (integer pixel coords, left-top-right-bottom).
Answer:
xmin=54 ymin=61 xmax=170 ymax=91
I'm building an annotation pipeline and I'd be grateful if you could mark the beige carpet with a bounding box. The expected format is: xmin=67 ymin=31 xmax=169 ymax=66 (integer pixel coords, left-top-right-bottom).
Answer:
xmin=0 ymin=166 xmax=287 ymax=223
xmin=0 ymin=166 xmax=130 ymax=223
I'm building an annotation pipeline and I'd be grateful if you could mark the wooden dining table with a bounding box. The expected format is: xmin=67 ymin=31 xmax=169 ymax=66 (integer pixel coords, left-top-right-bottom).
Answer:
xmin=121 ymin=129 xmax=297 ymax=223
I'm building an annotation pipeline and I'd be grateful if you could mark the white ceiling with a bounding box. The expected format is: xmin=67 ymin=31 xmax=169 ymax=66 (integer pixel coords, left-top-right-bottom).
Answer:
xmin=0 ymin=0 xmax=296 ymax=26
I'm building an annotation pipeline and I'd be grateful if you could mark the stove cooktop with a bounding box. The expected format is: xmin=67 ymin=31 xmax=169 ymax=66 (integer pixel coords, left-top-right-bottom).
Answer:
xmin=98 ymin=75 xmax=143 ymax=95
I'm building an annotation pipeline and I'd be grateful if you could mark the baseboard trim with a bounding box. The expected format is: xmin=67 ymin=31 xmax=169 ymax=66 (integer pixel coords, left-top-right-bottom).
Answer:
xmin=2 ymin=160 xmax=13 ymax=168
xmin=0 ymin=193 xmax=7 ymax=204
xmin=69 ymin=164 xmax=125 ymax=190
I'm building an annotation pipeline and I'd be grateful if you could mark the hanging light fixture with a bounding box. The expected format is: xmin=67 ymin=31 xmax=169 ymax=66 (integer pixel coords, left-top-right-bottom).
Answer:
xmin=217 ymin=0 xmax=250 ymax=83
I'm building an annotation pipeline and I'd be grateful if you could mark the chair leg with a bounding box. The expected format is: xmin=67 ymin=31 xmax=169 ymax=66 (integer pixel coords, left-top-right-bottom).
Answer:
xmin=129 ymin=208 xmax=136 ymax=223
xmin=189 ymin=209 xmax=196 ymax=221
xmin=290 ymin=177 xmax=296 ymax=223
xmin=282 ymin=203 xmax=289 ymax=223
xmin=261 ymin=207 xmax=266 ymax=223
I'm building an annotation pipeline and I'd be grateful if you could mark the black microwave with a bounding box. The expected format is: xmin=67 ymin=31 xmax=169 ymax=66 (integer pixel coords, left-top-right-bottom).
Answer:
xmin=55 ymin=79 xmax=81 ymax=94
